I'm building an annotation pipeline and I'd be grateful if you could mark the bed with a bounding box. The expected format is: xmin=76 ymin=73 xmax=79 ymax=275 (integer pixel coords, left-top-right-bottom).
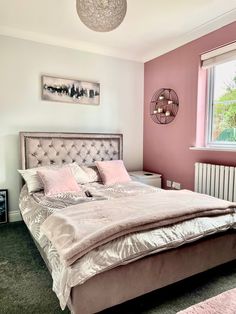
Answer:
xmin=19 ymin=131 xmax=236 ymax=314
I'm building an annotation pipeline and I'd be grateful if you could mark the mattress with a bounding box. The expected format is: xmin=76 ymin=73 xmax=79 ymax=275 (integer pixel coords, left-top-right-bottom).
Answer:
xmin=19 ymin=181 xmax=236 ymax=309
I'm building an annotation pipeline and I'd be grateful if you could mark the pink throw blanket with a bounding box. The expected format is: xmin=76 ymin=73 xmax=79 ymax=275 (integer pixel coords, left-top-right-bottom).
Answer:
xmin=40 ymin=190 xmax=236 ymax=266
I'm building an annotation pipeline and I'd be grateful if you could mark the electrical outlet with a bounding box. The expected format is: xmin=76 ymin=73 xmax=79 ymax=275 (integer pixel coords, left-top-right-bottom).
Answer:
xmin=166 ymin=180 xmax=172 ymax=188
xmin=172 ymin=182 xmax=181 ymax=190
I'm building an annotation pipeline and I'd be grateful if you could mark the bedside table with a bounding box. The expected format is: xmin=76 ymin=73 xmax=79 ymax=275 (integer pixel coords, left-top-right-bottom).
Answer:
xmin=129 ymin=171 xmax=162 ymax=188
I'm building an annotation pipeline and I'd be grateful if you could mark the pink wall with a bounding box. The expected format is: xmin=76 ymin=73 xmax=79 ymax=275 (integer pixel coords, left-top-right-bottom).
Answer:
xmin=144 ymin=22 xmax=236 ymax=190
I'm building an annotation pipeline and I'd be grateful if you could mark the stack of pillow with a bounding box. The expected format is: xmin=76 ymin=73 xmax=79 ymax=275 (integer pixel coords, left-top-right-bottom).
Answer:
xmin=18 ymin=160 xmax=131 ymax=196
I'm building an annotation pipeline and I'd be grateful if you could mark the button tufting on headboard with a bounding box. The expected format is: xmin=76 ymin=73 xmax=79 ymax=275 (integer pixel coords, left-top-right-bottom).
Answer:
xmin=20 ymin=132 xmax=123 ymax=169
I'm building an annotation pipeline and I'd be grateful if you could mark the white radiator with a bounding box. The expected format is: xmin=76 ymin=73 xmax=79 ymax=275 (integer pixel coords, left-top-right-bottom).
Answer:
xmin=195 ymin=162 xmax=236 ymax=201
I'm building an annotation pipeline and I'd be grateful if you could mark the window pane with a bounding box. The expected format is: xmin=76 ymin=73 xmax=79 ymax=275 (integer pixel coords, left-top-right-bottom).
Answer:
xmin=212 ymin=60 xmax=236 ymax=143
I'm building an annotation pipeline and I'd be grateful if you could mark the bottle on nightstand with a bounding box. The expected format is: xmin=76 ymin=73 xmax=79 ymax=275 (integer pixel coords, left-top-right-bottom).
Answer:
xmin=128 ymin=171 xmax=162 ymax=188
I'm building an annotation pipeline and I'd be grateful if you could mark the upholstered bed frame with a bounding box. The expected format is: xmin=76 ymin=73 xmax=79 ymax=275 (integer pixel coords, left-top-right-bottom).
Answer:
xmin=20 ymin=132 xmax=236 ymax=314
xmin=20 ymin=132 xmax=123 ymax=170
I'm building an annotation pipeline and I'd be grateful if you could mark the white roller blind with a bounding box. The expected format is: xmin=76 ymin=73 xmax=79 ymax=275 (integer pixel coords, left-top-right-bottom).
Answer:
xmin=201 ymin=42 xmax=236 ymax=69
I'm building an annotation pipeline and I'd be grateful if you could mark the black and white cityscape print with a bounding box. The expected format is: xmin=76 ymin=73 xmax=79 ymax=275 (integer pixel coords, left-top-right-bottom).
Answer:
xmin=42 ymin=76 xmax=100 ymax=105
xmin=0 ymin=190 xmax=8 ymax=224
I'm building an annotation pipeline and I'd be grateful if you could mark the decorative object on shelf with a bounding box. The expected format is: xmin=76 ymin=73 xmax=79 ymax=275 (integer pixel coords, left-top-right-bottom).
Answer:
xmin=42 ymin=75 xmax=100 ymax=105
xmin=76 ymin=0 xmax=127 ymax=32
xmin=150 ymin=88 xmax=179 ymax=124
xmin=0 ymin=189 xmax=8 ymax=223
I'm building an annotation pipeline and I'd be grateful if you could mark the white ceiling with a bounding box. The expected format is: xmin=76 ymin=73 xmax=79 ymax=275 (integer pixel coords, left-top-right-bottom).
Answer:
xmin=0 ymin=0 xmax=235 ymax=62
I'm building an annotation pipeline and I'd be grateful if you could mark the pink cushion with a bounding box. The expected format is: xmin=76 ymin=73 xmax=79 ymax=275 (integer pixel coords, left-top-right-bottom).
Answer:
xmin=95 ymin=160 xmax=131 ymax=185
xmin=37 ymin=166 xmax=81 ymax=196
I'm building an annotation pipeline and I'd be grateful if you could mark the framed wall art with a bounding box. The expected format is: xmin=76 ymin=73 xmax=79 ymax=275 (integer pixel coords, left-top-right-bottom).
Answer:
xmin=42 ymin=75 xmax=100 ymax=105
xmin=0 ymin=189 xmax=8 ymax=224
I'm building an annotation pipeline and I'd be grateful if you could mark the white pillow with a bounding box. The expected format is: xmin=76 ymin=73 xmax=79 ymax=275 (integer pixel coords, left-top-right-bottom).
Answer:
xmin=80 ymin=165 xmax=101 ymax=183
xmin=70 ymin=163 xmax=92 ymax=184
xmin=18 ymin=163 xmax=88 ymax=193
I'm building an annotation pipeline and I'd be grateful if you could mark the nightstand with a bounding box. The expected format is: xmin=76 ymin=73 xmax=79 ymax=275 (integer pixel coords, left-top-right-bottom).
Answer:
xmin=129 ymin=171 xmax=162 ymax=188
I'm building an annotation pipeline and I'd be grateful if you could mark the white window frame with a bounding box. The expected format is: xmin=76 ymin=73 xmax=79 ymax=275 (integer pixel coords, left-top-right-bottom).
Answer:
xmin=206 ymin=65 xmax=236 ymax=149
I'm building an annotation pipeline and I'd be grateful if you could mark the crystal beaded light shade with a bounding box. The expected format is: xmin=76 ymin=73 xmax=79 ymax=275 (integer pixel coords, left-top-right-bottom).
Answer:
xmin=76 ymin=0 xmax=127 ymax=32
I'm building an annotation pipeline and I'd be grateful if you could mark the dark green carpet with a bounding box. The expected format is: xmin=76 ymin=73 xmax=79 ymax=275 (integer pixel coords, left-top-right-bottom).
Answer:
xmin=0 ymin=222 xmax=236 ymax=314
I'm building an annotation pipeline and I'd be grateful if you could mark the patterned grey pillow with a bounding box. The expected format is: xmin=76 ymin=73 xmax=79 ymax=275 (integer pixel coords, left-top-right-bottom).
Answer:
xmin=18 ymin=167 xmax=44 ymax=193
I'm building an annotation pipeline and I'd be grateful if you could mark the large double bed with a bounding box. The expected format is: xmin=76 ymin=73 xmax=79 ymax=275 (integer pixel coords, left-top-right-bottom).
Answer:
xmin=19 ymin=132 xmax=236 ymax=314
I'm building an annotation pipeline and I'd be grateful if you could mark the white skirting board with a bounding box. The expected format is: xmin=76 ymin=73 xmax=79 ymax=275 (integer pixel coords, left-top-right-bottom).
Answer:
xmin=8 ymin=210 xmax=22 ymax=222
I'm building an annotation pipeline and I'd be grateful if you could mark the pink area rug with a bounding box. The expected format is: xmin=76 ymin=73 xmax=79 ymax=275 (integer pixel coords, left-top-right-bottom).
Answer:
xmin=177 ymin=288 xmax=236 ymax=314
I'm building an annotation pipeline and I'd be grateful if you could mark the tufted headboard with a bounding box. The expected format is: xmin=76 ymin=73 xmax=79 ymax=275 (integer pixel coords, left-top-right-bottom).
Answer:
xmin=20 ymin=132 xmax=123 ymax=170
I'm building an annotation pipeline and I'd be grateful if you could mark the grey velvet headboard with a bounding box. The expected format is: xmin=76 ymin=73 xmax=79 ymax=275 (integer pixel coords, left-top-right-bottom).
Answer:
xmin=20 ymin=132 xmax=123 ymax=170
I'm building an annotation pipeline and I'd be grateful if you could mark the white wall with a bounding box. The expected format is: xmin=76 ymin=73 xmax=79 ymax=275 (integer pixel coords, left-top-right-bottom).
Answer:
xmin=0 ymin=35 xmax=144 ymax=219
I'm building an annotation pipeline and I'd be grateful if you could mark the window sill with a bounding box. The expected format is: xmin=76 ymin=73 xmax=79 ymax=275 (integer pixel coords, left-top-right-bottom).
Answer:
xmin=189 ymin=146 xmax=236 ymax=153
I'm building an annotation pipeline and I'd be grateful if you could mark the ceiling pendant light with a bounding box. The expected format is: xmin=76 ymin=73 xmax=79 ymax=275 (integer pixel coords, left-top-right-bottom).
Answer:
xmin=76 ymin=0 xmax=127 ymax=32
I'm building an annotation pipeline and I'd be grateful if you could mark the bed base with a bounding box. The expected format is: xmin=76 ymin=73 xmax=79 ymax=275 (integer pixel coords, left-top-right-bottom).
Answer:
xmin=29 ymin=229 xmax=236 ymax=313
xmin=69 ymin=231 xmax=236 ymax=314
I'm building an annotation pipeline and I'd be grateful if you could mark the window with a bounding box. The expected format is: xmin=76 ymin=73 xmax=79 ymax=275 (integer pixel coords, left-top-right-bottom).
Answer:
xmin=192 ymin=43 xmax=236 ymax=151
xmin=207 ymin=59 xmax=236 ymax=147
